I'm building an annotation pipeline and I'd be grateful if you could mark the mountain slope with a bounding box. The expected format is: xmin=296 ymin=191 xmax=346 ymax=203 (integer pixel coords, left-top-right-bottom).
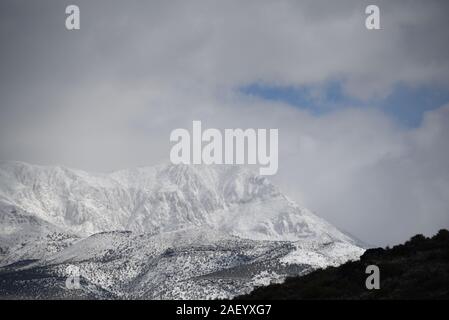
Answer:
xmin=0 ymin=161 xmax=364 ymax=298
xmin=237 ymin=229 xmax=449 ymax=300
xmin=0 ymin=228 xmax=303 ymax=299
xmin=0 ymin=161 xmax=359 ymax=243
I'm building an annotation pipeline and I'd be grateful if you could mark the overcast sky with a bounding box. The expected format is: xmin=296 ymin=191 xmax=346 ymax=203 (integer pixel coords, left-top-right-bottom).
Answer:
xmin=1 ymin=0 xmax=449 ymax=245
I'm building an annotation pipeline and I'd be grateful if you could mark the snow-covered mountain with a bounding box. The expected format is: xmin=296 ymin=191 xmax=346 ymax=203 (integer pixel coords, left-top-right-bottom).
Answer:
xmin=0 ymin=161 xmax=356 ymax=242
xmin=0 ymin=161 xmax=364 ymax=299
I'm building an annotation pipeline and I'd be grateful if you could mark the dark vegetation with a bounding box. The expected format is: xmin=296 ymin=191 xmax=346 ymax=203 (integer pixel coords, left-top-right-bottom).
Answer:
xmin=237 ymin=229 xmax=449 ymax=299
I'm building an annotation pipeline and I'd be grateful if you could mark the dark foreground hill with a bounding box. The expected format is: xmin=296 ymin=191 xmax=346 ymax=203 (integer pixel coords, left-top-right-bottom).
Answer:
xmin=237 ymin=229 xmax=449 ymax=299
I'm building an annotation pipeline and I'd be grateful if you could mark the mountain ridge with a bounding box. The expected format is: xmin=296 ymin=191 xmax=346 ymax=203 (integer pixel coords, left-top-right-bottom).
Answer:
xmin=0 ymin=161 xmax=364 ymax=298
xmin=0 ymin=161 xmax=357 ymax=244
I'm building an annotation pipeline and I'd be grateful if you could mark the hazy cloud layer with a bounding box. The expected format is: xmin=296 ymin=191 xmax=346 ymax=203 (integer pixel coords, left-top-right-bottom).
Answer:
xmin=1 ymin=0 xmax=449 ymax=245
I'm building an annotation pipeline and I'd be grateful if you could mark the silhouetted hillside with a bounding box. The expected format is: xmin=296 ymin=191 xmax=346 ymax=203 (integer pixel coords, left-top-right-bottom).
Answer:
xmin=237 ymin=229 xmax=449 ymax=299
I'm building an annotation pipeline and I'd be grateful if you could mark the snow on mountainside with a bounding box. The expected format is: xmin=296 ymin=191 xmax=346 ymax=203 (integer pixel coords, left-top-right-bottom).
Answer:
xmin=0 ymin=228 xmax=300 ymax=299
xmin=0 ymin=161 xmax=356 ymax=243
xmin=0 ymin=161 xmax=364 ymax=298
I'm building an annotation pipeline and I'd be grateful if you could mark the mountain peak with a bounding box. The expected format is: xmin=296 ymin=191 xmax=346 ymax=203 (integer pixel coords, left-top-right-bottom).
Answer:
xmin=0 ymin=162 xmax=364 ymax=298
xmin=0 ymin=161 xmax=355 ymax=245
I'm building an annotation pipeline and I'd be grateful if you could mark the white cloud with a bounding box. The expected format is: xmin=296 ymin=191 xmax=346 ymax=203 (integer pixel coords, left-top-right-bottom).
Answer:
xmin=1 ymin=0 xmax=449 ymax=245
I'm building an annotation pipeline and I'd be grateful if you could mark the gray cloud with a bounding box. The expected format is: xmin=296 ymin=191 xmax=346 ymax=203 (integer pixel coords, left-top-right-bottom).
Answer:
xmin=1 ymin=0 xmax=449 ymax=245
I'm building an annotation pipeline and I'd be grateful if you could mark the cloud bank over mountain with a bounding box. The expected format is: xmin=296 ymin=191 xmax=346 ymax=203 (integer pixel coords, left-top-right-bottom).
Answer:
xmin=1 ymin=0 xmax=449 ymax=245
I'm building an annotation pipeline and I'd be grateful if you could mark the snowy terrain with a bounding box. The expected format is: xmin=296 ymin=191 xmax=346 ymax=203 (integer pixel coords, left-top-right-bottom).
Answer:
xmin=0 ymin=161 xmax=364 ymax=299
